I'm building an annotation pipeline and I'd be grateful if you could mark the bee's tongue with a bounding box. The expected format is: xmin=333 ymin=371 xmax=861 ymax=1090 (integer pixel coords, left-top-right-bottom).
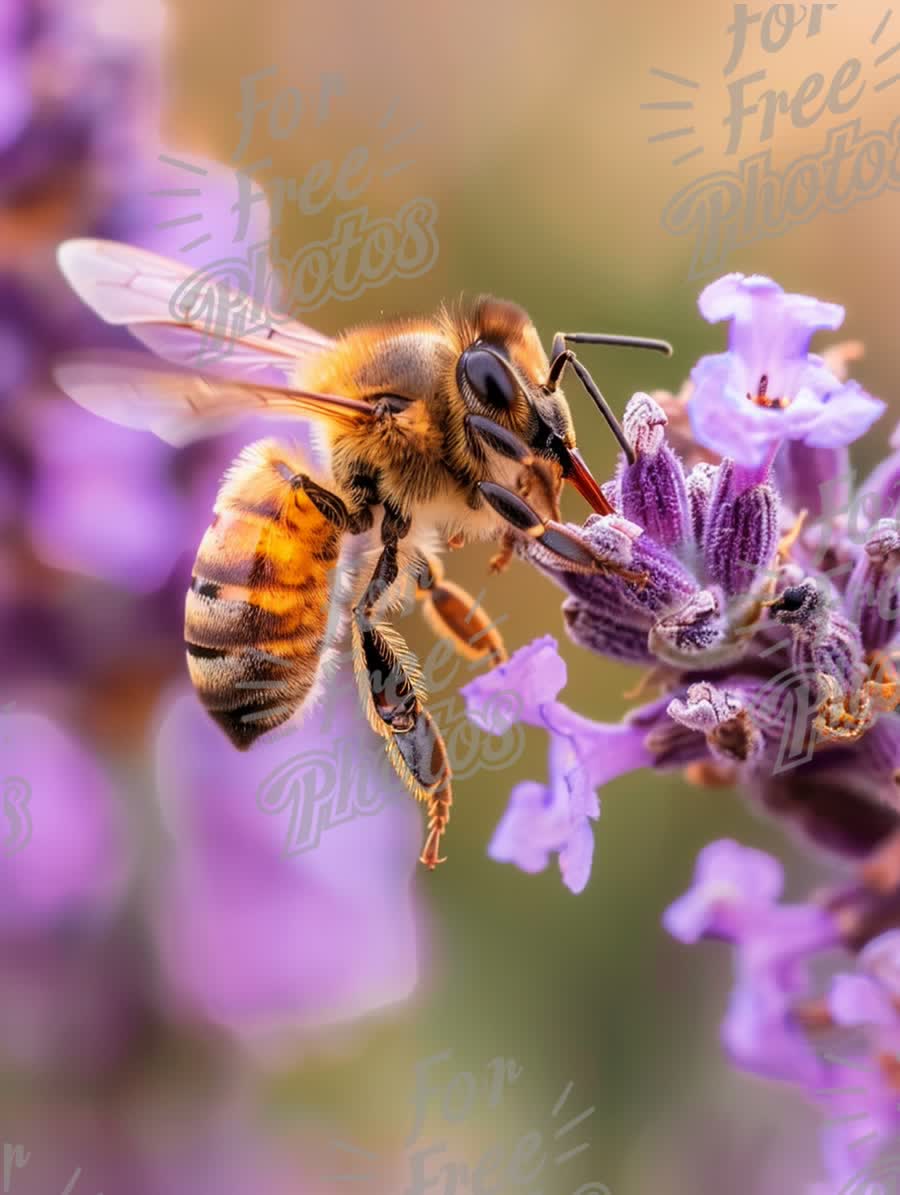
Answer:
xmin=566 ymin=448 xmax=613 ymax=515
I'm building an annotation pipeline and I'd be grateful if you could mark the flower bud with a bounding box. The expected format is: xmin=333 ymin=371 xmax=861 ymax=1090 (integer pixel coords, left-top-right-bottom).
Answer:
xmin=844 ymin=519 xmax=900 ymax=651
xmin=619 ymin=393 xmax=690 ymax=549
xmin=704 ymin=459 xmax=780 ymax=598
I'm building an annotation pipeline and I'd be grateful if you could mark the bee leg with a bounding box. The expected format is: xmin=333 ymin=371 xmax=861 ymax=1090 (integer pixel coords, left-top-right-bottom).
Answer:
xmin=489 ymin=531 xmax=516 ymax=576
xmin=465 ymin=414 xmax=533 ymax=463
xmin=413 ymin=554 xmax=508 ymax=666
xmin=277 ymin=468 xmax=373 ymax=534
xmin=351 ymin=613 xmax=453 ymax=870
xmin=477 ymin=480 xmax=630 ymax=575
xmin=354 ymin=503 xmax=411 ymax=626
xmin=351 ymin=510 xmax=453 ymax=868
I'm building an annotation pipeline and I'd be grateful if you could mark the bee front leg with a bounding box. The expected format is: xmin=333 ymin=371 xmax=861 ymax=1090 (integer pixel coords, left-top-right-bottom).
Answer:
xmin=413 ymin=554 xmax=507 ymax=666
xmin=477 ymin=480 xmax=640 ymax=577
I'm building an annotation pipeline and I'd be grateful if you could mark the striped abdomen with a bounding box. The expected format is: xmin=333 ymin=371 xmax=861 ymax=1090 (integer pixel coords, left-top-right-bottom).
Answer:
xmin=185 ymin=440 xmax=344 ymax=749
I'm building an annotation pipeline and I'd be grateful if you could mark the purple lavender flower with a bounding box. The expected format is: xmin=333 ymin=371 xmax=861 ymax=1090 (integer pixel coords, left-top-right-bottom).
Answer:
xmin=662 ymin=838 xmax=785 ymax=944
xmin=471 ymin=378 xmax=900 ymax=891
xmin=662 ymin=842 xmax=900 ymax=1191
xmin=665 ymin=840 xmax=837 ymax=1085
xmin=456 ymin=275 xmax=900 ymax=1190
xmin=151 ymin=684 xmax=423 ymax=1039
xmin=688 ymin=274 xmax=884 ymax=469
xmin=462 ymin=636 xmax=657 ymax=893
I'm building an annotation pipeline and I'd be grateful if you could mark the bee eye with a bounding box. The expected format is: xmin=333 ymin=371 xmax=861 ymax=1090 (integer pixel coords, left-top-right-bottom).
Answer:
xmin=458 ymin=346 xmax=517 ymax=410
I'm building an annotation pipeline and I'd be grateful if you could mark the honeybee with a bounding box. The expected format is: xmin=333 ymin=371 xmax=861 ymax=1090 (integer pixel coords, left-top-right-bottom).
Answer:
xmin=54 ymin=238 xmax=671 ymax=868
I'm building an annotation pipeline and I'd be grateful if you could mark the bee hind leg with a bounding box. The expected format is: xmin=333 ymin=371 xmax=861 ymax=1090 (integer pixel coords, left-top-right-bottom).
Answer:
xmin=352 ymin=514 xmax=453 ymax=868
xmin=350 ymin=615 xmax=453 ymax=868
xmin=413 ymin=554 xmax=508 ymax=667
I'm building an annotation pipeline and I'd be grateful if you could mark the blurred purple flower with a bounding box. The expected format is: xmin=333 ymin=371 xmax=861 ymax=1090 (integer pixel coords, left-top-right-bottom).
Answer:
xmin=665 ymin=840 xmax=835 ymax=1085
xmin=688 ymin=274 xmax=884 ymax=468
xmin=3 ymin=1099 xmax=313 ymax=1195
xmin=0 ymin=710 xmax=139 ymax=1075
xmin=151 ymin=684 xmax=423 ymax=1041
xmin=664 ymin=842 xmax=900 ymax=1190
xmin=0 ymin=710 xmax=128 ymax=928
xmin=0 ymin=0 xmax=154 ymax=218
xmin=662 ymin=838 xmax=784 ymax=945
xmin=26 ymin=401 xmax=184 ymax=591
xmin=0 ymin=0 xmax=280 ymax=601
xmin=0 ymin=6 xmax=31 ymax=154
xmin=811 ymin=933 xmax=900 ymax=1189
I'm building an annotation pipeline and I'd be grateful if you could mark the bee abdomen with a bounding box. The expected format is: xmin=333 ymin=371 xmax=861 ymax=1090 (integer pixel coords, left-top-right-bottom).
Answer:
xmin=185 ymin=624 xmax=323 ymax=750
xmin=184 ymin=442 xmax=345 ymax=749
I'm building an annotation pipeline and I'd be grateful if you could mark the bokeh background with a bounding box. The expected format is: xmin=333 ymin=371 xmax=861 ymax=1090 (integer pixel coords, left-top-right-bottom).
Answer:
xmin=2 ymin=0 xmax=898 ymax=1190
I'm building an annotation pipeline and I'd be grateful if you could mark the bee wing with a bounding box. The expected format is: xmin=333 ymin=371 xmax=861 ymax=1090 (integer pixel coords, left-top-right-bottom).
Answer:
xmin=53 ymin=353 xmax=374 ymax=446
xmin=56 ymin=238 xmax=333 ymax=383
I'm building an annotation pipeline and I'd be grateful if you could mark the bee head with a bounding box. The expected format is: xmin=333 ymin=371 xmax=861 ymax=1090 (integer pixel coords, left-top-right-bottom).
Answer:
xmin=450 ymin=298 xmax=614 ymax=514
xmin=456 ymin=336 xmax=613 ymax=517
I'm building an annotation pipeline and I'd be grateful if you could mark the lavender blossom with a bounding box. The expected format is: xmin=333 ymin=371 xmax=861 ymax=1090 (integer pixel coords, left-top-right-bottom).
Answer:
xmin=463 ymin=636 xmax=656 ymax=893
xmin=688 ymin=275 xmax=884 ymax=469
xmin=666 ymin=843 xmax=900 ymax=1191
xmin=665 ymin=840 xmax=837 ymax=1086
xmin=471 ymin=364 xmax=900 ymax=893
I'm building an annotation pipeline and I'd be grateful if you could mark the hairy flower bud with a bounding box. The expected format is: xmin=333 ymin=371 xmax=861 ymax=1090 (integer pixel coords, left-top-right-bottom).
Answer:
xmin=703 ymin=459 xmax=780 ymax=598
xmin=619 ymin=394 xmax=690 ymax=549
xmin=548 ymin=516 xmax=696 ymax=627
xmin=844 ymin=519 xmax=900 ymax=651
xmin=686 ymin=461 xmax=718 ymax=551
xmin=769 ymin=578 xmax=866 ymax=694
xmin=649 ymin=588 xmax=735 ymax=668
xmin=562 ymin=598 xmax=653 ymax=663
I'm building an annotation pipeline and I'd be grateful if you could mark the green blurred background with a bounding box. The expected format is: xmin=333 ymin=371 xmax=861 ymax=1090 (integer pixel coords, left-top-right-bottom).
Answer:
xmin=26 ymin=0 xmax=900 ymax=1188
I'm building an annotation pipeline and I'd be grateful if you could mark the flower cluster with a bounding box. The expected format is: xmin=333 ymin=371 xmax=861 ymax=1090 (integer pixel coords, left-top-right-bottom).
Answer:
xmin=665 ymin=840 xmax=900 ymax=1192
xmin=464 ymin=273 xmax=900 ymax=1190
xmin=465 ymin=278 xmax=899 ymax=891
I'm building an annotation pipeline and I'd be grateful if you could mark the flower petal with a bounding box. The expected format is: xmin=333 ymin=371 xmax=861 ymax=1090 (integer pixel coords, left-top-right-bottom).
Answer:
xmin=462 ymin=635 xmax=566 ymax=730
xmin=800 ymin=382 xmax=886 ymax=449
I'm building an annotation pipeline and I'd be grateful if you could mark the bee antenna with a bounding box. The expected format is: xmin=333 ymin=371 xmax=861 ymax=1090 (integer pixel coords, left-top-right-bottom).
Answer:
xmin=566 ymin=356 xmax=635 ymax=466
xmin=561 ymin=332 xmax=673 ymax=356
